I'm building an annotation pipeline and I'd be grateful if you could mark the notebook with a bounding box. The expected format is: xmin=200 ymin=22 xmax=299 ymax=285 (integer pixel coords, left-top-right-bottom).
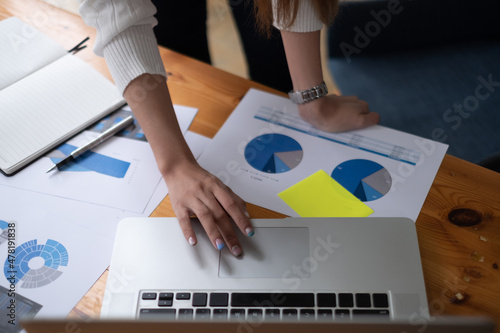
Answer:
xmin=99 ymin=217 xmax=430 ymax=321
xmin=0 ymin=17 xmax=125 ymax=175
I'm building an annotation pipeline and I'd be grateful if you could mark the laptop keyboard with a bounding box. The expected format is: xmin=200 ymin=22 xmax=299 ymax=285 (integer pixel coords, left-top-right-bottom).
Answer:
xmin=138 ymin=291 xmax=390 ymax=320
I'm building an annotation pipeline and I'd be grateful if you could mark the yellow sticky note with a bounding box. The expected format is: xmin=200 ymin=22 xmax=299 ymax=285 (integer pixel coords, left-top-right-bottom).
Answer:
xmin=278 ymin=170 xmax=374 ymax=217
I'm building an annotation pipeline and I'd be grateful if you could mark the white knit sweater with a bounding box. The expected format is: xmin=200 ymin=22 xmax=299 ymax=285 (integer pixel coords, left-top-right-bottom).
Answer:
xmin=78 ymin=0 xmax=323 ymax=95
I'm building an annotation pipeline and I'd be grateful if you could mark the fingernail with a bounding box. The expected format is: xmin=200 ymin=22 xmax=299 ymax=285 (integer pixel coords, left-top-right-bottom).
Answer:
xmin=216 ymin=238 xmax=225 ymax=250
xmin=232 ymin=245 xmax=242 ymax=256
xmin=188 ymin=237 xmax=196 ymax=246
xmin=245 ymin=227 xmax=254 ymax=237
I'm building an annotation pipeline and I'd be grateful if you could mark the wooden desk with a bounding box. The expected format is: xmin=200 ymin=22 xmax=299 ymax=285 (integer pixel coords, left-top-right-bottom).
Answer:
xmin=2 ymin=1 xmax=499 ymax=330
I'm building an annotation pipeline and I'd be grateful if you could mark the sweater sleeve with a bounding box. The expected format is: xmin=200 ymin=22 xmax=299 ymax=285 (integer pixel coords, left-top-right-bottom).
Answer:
xmin=79 ymin=0 xmax=167 ymax=95
xmin=272 ymin=0 xmax=324 ymax=32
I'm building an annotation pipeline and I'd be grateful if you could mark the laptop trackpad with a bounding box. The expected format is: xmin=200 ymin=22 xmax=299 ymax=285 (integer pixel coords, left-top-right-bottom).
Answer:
xmin=218 ymin=227 xmax=310 ymax=278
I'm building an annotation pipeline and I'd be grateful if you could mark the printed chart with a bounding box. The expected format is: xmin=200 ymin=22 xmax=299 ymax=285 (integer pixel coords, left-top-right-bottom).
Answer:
xmin=89 ymin=107 xmax=146 ymax=142
xmin=331 ymin=159 xmax=392 ymax=202
xmin=197 ymin=89 xmax=448 ymax=221
xmin=244 ymin=134 xmax=303 ymax=174
xmin=4 ymin=239 xmax=68 ymax=289
xmin=255 ymin=106 xmax=422 ymax=165
xmin=47 ymin=143 xmax=130 ymax=178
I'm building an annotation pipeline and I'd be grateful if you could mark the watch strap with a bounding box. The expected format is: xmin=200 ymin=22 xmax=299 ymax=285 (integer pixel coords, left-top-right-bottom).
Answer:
xmin=288 ymin=81 xmax=328 ymax=104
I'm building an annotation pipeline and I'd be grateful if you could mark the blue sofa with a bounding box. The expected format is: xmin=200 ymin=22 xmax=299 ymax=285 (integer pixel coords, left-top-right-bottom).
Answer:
xmin=328 ymin=0 xmax=500 ymax=170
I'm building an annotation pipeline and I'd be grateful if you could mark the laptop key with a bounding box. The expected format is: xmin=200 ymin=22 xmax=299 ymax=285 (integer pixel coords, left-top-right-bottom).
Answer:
xmin=317 ymin=293 xmax=336 ymax=307
xmin=210 ymin=293 xmax=229 ymax=307
xmin=176 ymin=292 xmax=191 ymax=300
xmin=231 ymin=293 xmax=314 ymax=307
xmin=178 ymin=308 xmax=193 ymax=319
xmin=141 ymin=292 xmax=157 ymax=300
xmin=158 ymin=299 xmax=173 ymax=307
xmin=265 ymin=309 xmax=280 ymax=320
xmin=247 ymin=309 xmax=263 ymax=320
xmin=300 ymin=309 xmax=315 ymax=320
xmin=283 ymin=309 xmax=298 ymax=320
xmin=353 ymin=309 xmax=390 ymax=317
xmin=335 ymin=309 xmax=350 ymax=320
xmin=338 ymin=293 xmax=354 ymax=307
xmin=373 ymin=293 xmax=389 ymax=307
xmin=355 ymin=293 xmax=371 ymax=308
xmin=159 ymin=292 xmax=174 ymax=300
xmin=192 ymin=293 xmax=208 ymax=307
xmin=139 ymin=308 xmax=176 ymax=319
xmin=213 ymin=308 xmax=228 ymax=320
xmin=230 ymin=309 xmax=245 ymax=319
xmin=317 ymin=309 xmax=333 ymax=320
xmin=195 ymin=308 xmax=211 ymax=319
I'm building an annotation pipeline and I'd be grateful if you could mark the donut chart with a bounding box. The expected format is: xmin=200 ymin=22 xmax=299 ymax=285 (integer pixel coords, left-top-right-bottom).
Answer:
xmin=244 ymin=134 xmax=303 ymax=174
xmin=4 ymin=239 xmax=69 ymax=289
xmin=331 ymin=159 xmax=392 ymax=202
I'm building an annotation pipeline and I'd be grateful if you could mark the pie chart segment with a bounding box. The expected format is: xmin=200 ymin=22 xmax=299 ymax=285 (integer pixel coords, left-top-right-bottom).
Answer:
xmin=331 ymin=159 xmax=392 ymax=202
xmin=245 ymin=134 xmax=303 ymax=174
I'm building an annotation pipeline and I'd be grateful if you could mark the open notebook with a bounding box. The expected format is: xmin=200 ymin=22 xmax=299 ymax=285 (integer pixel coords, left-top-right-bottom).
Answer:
xmin=0 ymin=17 xmax=125 ymax=175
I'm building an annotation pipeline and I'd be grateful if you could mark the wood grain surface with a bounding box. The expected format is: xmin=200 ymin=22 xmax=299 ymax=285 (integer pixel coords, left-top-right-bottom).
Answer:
xmin=2 ymin=1 xmax=499 ymax=331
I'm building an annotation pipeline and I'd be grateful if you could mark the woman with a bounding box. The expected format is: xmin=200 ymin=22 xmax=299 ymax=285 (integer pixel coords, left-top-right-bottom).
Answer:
xmin=79 ymin=0 xmax=379 ymax=256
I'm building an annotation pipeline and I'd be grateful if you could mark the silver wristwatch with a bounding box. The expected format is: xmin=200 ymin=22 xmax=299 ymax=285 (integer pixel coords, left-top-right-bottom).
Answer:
xmin=288 ymin=81 xmax=328 ymax=104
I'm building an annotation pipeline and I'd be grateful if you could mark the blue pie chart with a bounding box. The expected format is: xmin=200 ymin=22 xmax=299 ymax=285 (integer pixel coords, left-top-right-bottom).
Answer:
xmin=331 ymin=159 xmax=392 ymax=202
xmin=244 ymin=134 xmax=303 ymax=174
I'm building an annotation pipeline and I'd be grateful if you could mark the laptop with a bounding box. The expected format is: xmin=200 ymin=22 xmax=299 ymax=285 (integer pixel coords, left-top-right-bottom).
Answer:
xmin=99 ymin=217 xmax=430 ymax=321
xmin=20 ymin=217 xmax=496 ymax=333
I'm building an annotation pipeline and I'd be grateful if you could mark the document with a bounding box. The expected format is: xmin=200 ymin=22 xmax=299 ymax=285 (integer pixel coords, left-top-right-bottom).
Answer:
xmin=0 ymin=123 xmax=210 ymax=328
xmin=197 ymin=89 xmax=448 ymax=222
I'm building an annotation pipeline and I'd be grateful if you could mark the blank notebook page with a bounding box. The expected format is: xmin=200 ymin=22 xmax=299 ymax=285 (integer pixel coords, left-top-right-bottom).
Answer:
xmin=0 ymin=17 xmax=67 ymax=90
xmin=0 ymin=54 xmax=124 ymax=173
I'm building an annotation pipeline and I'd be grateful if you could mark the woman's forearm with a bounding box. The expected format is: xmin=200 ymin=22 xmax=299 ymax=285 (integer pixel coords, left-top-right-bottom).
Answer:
xmin=123 ymin=74 xmax=196 ymax=178
xmin=280 ymin=29 xmax=324 ymax=91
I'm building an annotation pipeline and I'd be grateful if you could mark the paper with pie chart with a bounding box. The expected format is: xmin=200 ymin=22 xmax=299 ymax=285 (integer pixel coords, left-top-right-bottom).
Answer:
xmin=0 ymin=186 xmax=124 ymax=320
xmin=197 ymin=89 xmax=448 ymax=221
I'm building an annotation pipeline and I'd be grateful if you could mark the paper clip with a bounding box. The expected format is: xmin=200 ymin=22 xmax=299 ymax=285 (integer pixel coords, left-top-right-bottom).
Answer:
xmin=68 ymin=37 xmax=89 ymax=54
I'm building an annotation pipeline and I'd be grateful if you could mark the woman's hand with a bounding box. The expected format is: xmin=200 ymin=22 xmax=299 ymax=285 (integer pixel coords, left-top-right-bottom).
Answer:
xmin=124 ymin=74 xmax=252 ymax=256
xmin=165 ymin=160 xmax=254 ymax=257
xmin=280 ymin=29 xmax=379 ymax=133
xmin=297 ymin=94 xmax=380 ymax=132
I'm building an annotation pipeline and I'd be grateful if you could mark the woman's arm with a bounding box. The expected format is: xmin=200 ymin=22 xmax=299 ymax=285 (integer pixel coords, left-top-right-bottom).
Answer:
xmin=79 ymin=0 xmax=253 ymax=256
xmin=281 ymin=29 xmax=380 ymax=132
xmin=123 ymin=74 xmax=252 ymax=256
xmin=267 ymin=0 xmax=379 ymax=132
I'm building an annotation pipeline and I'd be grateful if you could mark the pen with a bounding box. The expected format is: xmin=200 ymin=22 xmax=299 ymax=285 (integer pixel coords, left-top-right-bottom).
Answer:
xmin=46 ymin=115 xmax=135 ymax=173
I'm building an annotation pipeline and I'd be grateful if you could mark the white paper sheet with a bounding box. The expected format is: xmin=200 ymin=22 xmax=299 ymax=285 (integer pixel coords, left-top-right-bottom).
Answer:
xmin=0 ymin=105 xmax=198 ymax=214
xmin=0 ymin=128 xmax=211 ymax=329
xmin=0 ymin=186 xmax=139 ymax=326
xmin=197 ymin=89 xmax=448 ymax=222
